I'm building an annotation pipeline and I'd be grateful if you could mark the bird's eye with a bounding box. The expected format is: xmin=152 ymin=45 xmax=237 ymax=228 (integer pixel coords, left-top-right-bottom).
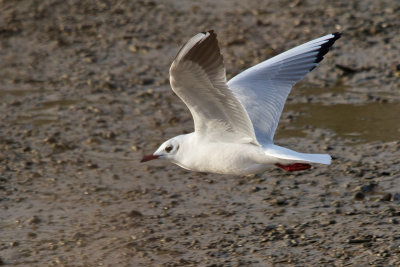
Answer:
xmin=165 ymin=145 xmax=173 ymax=153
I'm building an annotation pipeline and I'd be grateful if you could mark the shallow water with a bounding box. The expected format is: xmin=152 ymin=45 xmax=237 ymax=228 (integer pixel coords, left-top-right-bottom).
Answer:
xmin=278 ymin=101 xmax=400 ymax=144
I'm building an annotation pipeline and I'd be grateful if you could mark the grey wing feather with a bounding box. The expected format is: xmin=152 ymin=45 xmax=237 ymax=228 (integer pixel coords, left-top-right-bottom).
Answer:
xmin=170 ymin=31 xmax=259 ymax=145
xmin=228 ymin=33 xmax=341 ymax=145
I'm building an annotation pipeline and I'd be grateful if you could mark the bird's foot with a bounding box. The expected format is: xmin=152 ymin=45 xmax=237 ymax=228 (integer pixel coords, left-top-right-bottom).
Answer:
xmin=275 ymin=163 xmax=311 ymax=172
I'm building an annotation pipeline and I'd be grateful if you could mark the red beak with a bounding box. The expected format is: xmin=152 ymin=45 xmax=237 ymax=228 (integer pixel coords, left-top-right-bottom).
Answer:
xmin=140 ymin=153 xmax=160 ymax=162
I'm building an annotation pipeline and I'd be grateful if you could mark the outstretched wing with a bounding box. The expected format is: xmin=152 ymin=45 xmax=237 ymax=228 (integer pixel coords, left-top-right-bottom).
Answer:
xmin=170 ymin=31 xmax=259 ymax=145
xmin=228 ymin=33 xmax=341 ymax=145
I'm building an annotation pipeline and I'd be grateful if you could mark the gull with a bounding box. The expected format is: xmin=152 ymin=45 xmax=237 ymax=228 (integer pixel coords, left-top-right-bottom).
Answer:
xmin=141 ymin=30 xmax=340 ymax=175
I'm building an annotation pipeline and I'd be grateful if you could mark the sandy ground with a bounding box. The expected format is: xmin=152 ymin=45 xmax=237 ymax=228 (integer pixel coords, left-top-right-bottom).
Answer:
xmin=1 ymin=0 xmax=400 ymax=266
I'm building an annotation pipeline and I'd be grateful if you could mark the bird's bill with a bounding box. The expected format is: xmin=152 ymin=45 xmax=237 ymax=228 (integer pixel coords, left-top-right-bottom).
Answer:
xmin=140 ymin=153 xmax=160 ymax=162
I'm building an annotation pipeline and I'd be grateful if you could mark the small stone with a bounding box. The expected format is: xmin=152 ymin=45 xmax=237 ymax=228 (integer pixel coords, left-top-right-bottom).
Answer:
xmin=44 ymin=136 xmax=57 ymax=144
xmin=27 ymin=232 xmax=37 ymax=238
xmin=348 ymin=238 xmax=371 ymax=244
xmin=272 ymin=197 xmax=287 ymax=206
xmin=250 ymin=186 xmax=261 ymax=192
xmin=71 ymin=232 xmax=86 ymax=241
xmin=265 ymin=224 xmax=277 ymax=232
xmin=331 ymin=200 xmax=343 ymax=207
xmin=321 ymin=219 xmax=336 ymax=226
xmin=27 ymin=215 xmax=41 ymax=225
xmin=380 ymin=193 xmax=392 ymax=201
xmin=128 ymin=210 xmax=143 ymax=218
xmin=141 ymin=78 xmax=154 ymax=85
xmin=10 ymin=241 xmax=19 ymax=247
xmin=392 ymin=193 xmax=400 ymax=201
xmin=104 ymin=131 xmax=116 ymax=139
xmin=87 ymin=162 xmax=98 ymax=169
xmin=360 ymin=182 xmax=378 ymax=193
xmin=87 ymin=137 xmax=101 ymax=144
xmin=161 ymin=237 xmax=173 ymax=243
xmin=129 ymin=45 xmax=138 ymax=53
xmin=354 ymin=192 xmax=365 ymax=200
xmin=390 ymin=243 xmax=400 ymax=250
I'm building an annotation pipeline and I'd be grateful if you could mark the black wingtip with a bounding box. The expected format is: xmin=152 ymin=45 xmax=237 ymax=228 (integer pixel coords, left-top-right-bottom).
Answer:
xmin=332 ymin=32 xmax=342 ymax=38
xmin=202 ymin=30 xmax=215 ymax=35
xmin=315 ymin=32 xmax=341 ymax=64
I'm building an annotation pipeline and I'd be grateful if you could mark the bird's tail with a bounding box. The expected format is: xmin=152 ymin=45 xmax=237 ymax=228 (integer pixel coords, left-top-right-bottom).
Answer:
xmin=264 ymin=144 xmax=331 ymax=165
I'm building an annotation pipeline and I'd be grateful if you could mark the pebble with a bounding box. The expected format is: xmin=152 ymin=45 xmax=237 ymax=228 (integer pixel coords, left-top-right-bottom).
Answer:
xmin=348 ymin=238 xmax=371 ymax=244
xmin=128 ymin=210 xmax=143 ymax=218
xmin=27 ymin=216 xmax=41 ymax=225
xmin=380 ymin=193 xmax=392 ymax=202
xmin=354 ymin=192 xmax=365 ymax=200
xmin=272 ymin=197 xmax=287 ymax=206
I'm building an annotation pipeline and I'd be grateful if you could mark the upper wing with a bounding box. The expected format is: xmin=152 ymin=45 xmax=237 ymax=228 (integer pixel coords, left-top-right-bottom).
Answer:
xmin=227 ymin=33 xmax=341 ymax=145
xmin=169 ymin=31 xmax=259 ymax=145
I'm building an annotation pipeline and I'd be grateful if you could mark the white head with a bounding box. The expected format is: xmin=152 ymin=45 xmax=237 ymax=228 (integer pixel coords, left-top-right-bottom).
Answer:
xmin=140 ymin=136 xmax=182 ymax=163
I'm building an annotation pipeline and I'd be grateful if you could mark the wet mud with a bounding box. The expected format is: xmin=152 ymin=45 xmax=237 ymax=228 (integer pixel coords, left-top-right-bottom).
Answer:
xmin=1 ymin=0 xmax=400 ymax=266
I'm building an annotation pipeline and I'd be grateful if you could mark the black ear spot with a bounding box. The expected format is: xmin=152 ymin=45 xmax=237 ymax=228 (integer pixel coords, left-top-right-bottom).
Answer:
xmin=165 ymin=145 xmax=173 ymax=153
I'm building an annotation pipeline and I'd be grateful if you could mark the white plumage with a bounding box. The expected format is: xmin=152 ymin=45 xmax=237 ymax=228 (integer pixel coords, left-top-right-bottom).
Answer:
xmin=141 ymin=30 xmax=340 ymax=174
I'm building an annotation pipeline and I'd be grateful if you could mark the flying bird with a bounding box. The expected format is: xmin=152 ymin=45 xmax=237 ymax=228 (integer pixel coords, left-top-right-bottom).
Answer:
xmin=141 ymin=30 xmax=341 ymax=175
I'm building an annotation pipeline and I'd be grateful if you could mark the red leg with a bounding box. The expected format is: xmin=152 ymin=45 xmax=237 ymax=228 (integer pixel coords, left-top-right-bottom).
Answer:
xmin=275 ymin=163 xmax=312 ymax=172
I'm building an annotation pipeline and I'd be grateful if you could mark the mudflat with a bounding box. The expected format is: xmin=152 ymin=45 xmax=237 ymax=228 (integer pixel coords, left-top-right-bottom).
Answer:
xmin=1 ymin=0 xmax=400 ymax=266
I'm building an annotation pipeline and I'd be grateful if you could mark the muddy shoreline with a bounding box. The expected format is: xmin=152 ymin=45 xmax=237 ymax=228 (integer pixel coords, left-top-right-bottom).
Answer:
xmin=1 ymin=0 xmax=400 ymax=266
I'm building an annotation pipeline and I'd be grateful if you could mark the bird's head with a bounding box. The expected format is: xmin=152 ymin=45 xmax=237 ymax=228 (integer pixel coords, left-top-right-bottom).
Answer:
xmin=141 ymin=137 xmax=181 ymax=163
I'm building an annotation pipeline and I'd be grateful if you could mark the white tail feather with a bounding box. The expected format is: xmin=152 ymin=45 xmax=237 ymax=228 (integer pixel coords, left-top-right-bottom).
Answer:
xmin=264 ymin=145 xmax=331 ymax=165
